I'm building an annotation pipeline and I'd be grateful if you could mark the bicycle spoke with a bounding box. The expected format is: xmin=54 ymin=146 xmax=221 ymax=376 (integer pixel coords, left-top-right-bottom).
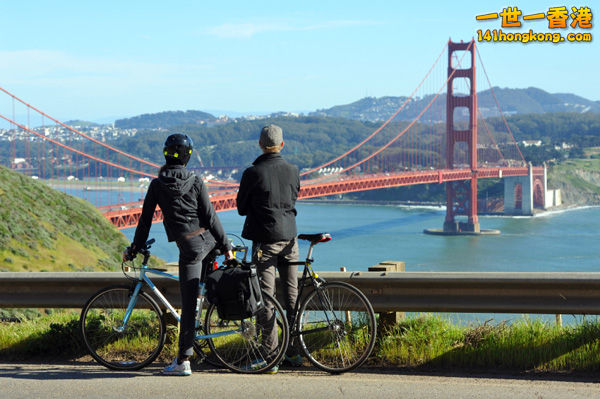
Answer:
xmin=80 ymin=286 xmax=166 ymax=371
xmin=206 ymin=292 xmax=288 ymax=373
xmin=298 ymin=282 xmax=376 ymax=373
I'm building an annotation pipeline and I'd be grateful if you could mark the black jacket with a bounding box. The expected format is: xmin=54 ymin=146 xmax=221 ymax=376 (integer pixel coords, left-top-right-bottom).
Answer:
xmin=236 ymin=153 xmax=300 ymax=243
xmin=133 ymin=165 xmax=230 ymax=252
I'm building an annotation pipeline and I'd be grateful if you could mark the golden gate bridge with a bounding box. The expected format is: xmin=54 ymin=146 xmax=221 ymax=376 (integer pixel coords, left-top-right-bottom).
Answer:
xmin=1 ymin=40 xmax=546 ymax=234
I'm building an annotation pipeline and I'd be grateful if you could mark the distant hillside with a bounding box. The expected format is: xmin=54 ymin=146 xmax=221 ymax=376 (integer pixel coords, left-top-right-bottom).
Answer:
xmin=115 ymin=110 xmax=217 ymax=129
xmin=111 ymin=116 xmax=380 ymax=170
xmin=310 ymin=88 xmax=600 ymax=122
xmin=108 ymin=112 xmax=600 ymax=171
xmin=108 ymin=88 xmax=598 ymax=129
xmin=63 ymin=120 xmax=101 ymax=127
xmin=0 ymin=166 xmax=130 ymax=272
xmin=547 ymin=158 xmax=600 ymax=206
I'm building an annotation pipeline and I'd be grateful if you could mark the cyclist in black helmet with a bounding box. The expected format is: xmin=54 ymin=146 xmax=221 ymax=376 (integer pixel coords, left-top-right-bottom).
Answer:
xmin=124 ymin=133 xmax=233 ymax=376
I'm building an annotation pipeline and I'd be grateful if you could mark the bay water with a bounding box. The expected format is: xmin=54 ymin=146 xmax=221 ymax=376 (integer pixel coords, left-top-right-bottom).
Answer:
xmin=119 ymin=202 xmax=600 ymax=325
xmin=121 ymin=202 xmax=600 ymax=274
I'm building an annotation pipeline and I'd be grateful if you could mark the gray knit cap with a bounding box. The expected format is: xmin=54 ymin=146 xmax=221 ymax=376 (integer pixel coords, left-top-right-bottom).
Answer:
xmin=259 ymin=124 xmax=283 ymax=147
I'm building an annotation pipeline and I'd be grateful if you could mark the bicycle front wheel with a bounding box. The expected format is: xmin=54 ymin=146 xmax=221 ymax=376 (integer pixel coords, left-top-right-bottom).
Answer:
xmin=297 ymin=281 xmax=376 ymax=373
xmin=205 ymin=291 xmax=288 ymax=374
xmin=80 ymin=285 xmax=166 ymax=370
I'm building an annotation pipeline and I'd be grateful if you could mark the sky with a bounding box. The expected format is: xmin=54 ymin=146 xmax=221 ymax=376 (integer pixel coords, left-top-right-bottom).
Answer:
xmin=0 ymin=0 xmax=598 ymax=122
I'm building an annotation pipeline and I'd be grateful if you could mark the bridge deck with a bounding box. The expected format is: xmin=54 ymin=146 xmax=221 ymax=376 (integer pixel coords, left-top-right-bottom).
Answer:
xmin=103 ymin=166 xmax=543 ymax=229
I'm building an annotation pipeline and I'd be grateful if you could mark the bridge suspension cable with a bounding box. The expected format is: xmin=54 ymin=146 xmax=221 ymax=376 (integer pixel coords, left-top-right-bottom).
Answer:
xmin=299 ymin=42 xmax=449 ymax=178
xmin=1 ymin=85 xmax=242 ymax=187
xmin=475 ymin=48 xmax=526 ymax=163
xmin=448 ymin=51 xmax=508 ymax=166
xmin=0 ymin=113 xmax=157 ymax=178
xmin=337 ymin=41 xmax=473 ymax=175
xmin=0 ymin=86 xmax=160 ymax=169
xmin=302 ymin=41 xmax=473 ymax=184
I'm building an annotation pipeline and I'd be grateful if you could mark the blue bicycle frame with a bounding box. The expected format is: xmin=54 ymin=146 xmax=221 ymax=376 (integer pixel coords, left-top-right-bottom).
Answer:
xmin=121 ymin=264 xmax=238 ymax=341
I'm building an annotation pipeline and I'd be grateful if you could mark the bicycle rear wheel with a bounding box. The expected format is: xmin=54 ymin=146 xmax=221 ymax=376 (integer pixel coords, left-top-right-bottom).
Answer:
xmin=205 ymin=291 xmax=288 ymax=373
xmin=297 ymin=281 xmax=376 ymax=373
xmin=80 ymin=285 xmax=166 ymax=370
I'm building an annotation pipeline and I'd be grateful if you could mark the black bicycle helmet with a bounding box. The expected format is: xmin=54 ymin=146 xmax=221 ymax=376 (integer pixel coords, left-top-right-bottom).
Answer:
xmin=163 ymin=133 xmax=193 ymax=165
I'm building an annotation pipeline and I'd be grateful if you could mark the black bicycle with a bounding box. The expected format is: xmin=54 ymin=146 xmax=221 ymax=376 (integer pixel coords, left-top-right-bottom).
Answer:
xmin=285 ymin=233 xmax=377 ymax=373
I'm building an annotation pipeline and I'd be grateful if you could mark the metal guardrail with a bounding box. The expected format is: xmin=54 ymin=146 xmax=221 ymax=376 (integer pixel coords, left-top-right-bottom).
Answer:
xmin=2 ymin=271 xmax=600 ymax=315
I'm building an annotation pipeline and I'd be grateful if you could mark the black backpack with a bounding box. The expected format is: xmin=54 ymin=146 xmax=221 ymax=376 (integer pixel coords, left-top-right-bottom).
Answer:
xmin=205 ymin=262 xmax=264 ymax=320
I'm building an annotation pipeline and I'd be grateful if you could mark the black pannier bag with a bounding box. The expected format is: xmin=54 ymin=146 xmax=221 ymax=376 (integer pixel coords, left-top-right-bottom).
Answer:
xmin=205 ymin=262 xmax=264 ymax=320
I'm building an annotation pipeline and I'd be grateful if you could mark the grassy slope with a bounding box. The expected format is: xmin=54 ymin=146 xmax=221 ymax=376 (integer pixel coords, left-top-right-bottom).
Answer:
xmin=547 ymin=158 xmax=600 ymax=206
xmin=0 ymin=165 xmax=130 ymax=272
xmin=3 ymin=312 xmax=600 ymax=372
xmin=376 ymin=315 xmax=600 ymax=372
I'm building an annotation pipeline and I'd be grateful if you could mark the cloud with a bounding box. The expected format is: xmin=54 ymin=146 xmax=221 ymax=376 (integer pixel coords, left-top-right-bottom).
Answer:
xmin=205 ymin=20 xmax=380 ymax=38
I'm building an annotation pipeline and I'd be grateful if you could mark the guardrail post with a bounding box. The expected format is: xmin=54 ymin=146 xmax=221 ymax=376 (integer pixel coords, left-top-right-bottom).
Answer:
xmin=368 ymin=261 xmax=405 ymax=333
xmin=556 ymin=314 xmax=562 ymax=327
xmin=340 ymin=267 xmax=353 ymax=325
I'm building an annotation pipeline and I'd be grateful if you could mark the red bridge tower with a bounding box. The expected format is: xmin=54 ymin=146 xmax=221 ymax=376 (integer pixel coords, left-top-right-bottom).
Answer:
xmin=443 ymin=39 xmax=480 ymax=233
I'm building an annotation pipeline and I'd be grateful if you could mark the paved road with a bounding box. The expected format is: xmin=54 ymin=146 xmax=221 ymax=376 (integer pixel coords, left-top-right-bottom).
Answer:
xmin=1 ymin=361 xmax=599 ymax=399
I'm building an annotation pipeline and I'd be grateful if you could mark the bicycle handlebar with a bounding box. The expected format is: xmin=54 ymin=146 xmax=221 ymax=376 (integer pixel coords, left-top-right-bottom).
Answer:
xmin=124 ymin=238 xmax=249 ymax=270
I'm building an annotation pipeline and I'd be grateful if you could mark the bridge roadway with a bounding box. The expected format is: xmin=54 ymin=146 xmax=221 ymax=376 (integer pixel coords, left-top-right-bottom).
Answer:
xmin=102 ymin=166 xmax=540 ymax=229
xmin=2 ymin=361 xmax=597 ymax=399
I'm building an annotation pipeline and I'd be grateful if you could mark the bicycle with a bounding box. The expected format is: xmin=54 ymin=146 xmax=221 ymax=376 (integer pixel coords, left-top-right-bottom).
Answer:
xmin=284 ymin=233 xmax=377 ymax=373
xmin=79 ymin=238 xmax=289 ymax=374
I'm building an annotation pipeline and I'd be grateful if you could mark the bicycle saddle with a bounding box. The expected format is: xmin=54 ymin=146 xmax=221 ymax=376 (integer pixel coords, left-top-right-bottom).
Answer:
xmin=298 ymin=233 xmax=332 ymax=244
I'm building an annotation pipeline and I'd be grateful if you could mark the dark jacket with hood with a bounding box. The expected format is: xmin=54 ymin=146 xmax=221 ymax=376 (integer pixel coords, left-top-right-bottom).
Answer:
xmin=133 ymin=165 xmax=230 ymax=252
xmin=236 ymin=152 xmax=300 ymax=243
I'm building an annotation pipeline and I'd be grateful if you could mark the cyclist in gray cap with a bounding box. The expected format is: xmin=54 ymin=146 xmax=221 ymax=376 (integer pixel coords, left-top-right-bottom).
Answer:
xmin=236 ymin=124 xmax=302 ymax=373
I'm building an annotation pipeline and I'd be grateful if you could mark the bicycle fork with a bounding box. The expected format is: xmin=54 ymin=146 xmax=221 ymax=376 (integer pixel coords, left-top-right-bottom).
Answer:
xmin=115 ymin=281 xmax=144 ymax=333
xmin=118 ymin=274 xmax=181 ymax=332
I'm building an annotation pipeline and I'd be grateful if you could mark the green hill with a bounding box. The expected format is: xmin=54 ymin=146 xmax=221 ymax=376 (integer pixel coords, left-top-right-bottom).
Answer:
xmin=115 ymin=110 xmax=217 ymax=129
xmin=0 ymin=165 xmax=130 ymax=272
xmin=109 ymin=112 xmax=600 ymax=171
xmin=310 ymin=88 xmax=600 ymax=122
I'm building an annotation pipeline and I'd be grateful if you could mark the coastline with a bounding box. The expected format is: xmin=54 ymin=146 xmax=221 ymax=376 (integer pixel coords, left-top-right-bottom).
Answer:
xmin=531 ymin=203 xmax=600 ymax=217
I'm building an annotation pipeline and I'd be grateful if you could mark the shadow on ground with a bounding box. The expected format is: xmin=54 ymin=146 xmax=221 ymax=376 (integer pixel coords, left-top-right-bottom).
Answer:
xmin=1 ymin=359 xmax=599 ymax=384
